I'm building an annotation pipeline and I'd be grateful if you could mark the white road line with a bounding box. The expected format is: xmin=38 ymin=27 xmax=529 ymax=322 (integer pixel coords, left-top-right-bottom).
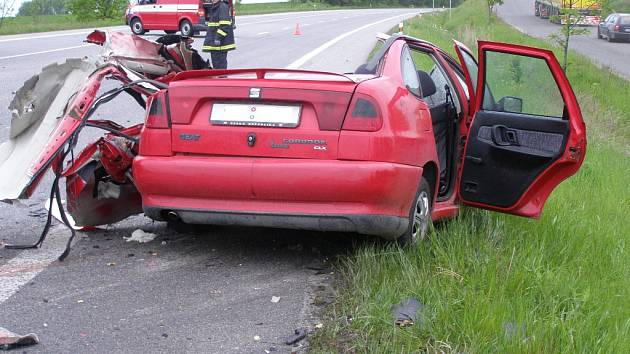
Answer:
xmin=0 ymin=44 xmax=92 ymax=61
xmin=302 ymin=24 xmax=311 ymax=27
xmin=286 ymin=12 xmax=420 ymax=69
xmin=0 ymin=227 xmax=70 ymax=304
xmin=0 ymin=26 xmax=127 ymax=43
xmin=257 ymin=31 xmax=270 ymax=35
xmin=282 ymin=26 xmax=291 ymax=30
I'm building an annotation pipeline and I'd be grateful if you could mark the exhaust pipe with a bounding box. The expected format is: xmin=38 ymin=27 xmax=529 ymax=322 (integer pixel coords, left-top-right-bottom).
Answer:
xmin=167 ymin=211 xmax=179 ymax=221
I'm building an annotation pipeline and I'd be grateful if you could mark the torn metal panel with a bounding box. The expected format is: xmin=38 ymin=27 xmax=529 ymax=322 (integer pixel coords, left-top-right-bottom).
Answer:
xmin=0 ymin=59 xmax=96 ymax=201
xmin=66 ymin=161 xmax=142 ymax=226
xmin=64 ymin=124 xmax=143 ymax=226
xmin=101 ymin=31 xmax=173 ymax=76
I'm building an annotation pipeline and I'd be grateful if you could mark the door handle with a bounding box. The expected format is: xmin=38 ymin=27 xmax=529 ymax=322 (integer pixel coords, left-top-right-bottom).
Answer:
xmin=491 ymin=125 xmax=519 ymax=146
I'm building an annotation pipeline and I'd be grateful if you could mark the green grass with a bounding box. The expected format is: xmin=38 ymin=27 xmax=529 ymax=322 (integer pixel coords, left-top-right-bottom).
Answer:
xmin=235 ymin=1 xmax=352 ymax=15
xmin=0 ymin=15 xmax=123 ymax=36
xmin=310 ymin=0 xmax=630 ymax=352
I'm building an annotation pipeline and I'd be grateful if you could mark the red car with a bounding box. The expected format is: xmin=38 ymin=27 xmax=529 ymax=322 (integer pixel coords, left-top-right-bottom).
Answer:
xmin=0 ymin=31 xmax=585 ymax=256
xmin=125 ymin=0 xmax=235 ymax=37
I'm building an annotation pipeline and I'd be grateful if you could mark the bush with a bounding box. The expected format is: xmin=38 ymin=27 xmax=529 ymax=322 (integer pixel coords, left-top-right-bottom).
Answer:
xmin=66 ymin=0 xmax=128 ymax=21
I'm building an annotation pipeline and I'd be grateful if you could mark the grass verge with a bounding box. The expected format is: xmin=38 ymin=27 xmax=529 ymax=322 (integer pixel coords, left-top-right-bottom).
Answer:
xmin=310 ymin=0 xmax=630 ymax=352
xmin=0 ymin=15 xmax=123 ymax=36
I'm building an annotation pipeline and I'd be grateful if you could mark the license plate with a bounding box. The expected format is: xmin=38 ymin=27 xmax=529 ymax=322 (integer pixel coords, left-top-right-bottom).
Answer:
xmin=210 ymin=103 xmax=301 ymax=128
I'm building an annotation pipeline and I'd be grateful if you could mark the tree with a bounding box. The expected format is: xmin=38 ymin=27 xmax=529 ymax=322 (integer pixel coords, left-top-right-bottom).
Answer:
xmin=0 ymin=0 xmax=16 ymax=29
xmin=66 ymin=0 xmax=128 ymax=21
xmin=17 ymin=0 xmax=66 ymax=16
xmin=548 ymin=0 xmax=594 ymax=72
xmin=486 ymin=0 xmax=504 ymax=21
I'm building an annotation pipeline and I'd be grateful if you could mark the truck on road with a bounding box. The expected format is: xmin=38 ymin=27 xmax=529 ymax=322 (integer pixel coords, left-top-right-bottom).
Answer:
xmin=534 ymin=0 xmax=601 ymax=25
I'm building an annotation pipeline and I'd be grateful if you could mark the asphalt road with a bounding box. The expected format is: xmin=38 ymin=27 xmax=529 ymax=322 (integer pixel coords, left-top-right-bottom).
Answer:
xmin=497 ymin=0 xmax=630 ymax=79
xmin=0 ymin=9 xmax=427 ymax=353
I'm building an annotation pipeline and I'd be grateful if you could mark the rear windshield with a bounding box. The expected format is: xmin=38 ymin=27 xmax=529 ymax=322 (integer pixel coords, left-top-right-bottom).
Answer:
xmin=620 ymin=16 xmax=630 ymax=25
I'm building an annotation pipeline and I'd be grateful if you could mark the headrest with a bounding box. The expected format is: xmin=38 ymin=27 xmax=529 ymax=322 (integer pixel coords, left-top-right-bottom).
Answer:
xmin=417 ymin=70 xmax=436 ymax=98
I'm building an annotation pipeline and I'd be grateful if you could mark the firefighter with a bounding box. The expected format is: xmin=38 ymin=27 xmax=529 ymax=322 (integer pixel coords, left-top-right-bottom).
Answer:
xmin=202 ymin=0 xmax=235 ymax=69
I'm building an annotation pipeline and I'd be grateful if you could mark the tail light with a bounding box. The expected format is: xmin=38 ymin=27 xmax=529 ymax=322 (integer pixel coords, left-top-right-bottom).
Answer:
xmin=614 ymin=24 xmax=621 ymax=32
xmin=198 ymin=7 xmax=205 ymax=17
xmin=342 ymin=93 xmax=383 ymax=132
xmin=145 ymin=90 xmax=170 ymax=129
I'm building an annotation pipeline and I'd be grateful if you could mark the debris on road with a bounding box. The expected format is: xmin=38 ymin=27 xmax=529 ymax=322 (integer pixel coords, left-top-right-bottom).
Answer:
xmin=391 ymin=298 xmax=423 ymax=327
xmin=124 ymin=229 xmax=157 ymax=243
xmin=284 ymin=328 xmax=306 ymax=345
xmin=0 ymin=326 xmax=39 ymax=350
xmin=314 ymin=323 xmax=324 ymax=329
xmin=254 ymin=335 xmax=261 ymax=341
xmin=271 ymin=296 xmax=281 ymax=303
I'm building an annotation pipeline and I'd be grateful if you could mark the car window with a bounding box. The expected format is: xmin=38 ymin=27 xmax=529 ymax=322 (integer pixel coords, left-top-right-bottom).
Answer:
xmin=408 ymin=46 xmax=463 ymax=114
xmin=620 ymin=16 xmax=630 ymax=25
xmin=401 ymin=46 xmax=421 ymax=97
xmin=482 ymin=51 xmax=565 ymax=118
xmin=449 ymin=62 xmax=469 ymax=100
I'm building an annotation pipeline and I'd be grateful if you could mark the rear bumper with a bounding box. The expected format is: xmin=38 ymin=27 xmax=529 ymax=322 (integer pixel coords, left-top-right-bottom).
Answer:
xmin=133 ymin=156 xmax=422 ymax=238
xmin=611 ymin=31 xmax=630 ymax=40
xmin=145 ymin=207 xmax=407 ymax=239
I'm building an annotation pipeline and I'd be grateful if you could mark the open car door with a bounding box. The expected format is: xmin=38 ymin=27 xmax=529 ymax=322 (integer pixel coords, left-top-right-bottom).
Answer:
xmin=454 ymin=41 xmax=586 ymax=218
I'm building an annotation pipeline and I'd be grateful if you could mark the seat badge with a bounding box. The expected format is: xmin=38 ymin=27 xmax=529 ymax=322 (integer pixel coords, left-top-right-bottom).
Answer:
xmin=249 ymin=88 xmax=261 ymax=99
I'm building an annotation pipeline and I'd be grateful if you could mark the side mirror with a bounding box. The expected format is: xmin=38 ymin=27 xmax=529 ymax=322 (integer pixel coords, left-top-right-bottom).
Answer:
xmin=497 ymin=96 xmax=523 ymax=113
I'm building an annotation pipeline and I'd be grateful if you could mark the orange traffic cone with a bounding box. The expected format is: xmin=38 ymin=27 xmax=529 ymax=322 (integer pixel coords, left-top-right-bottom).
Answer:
xmin=293 ymin=23 xmax=301 ymax=36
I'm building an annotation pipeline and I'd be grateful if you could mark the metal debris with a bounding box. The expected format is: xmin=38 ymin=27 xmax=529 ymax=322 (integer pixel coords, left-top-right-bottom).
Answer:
xmin=0 ymin=326 xmax=39 ymax=350
xmin=391 ymin=298 xmax=423 ymax=327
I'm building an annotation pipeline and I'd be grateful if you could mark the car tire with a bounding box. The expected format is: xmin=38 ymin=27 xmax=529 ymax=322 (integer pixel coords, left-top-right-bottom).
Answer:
xmin=164 ymin=30 xmax=177 ymax=34
xmin=597 ymin=28 xmax=602 ymax=39
xmin=397 ymin=177 xmax=432 ymax=247
xmin=180 ymin=19 xmax=193 ymax=37
xmin=130 ymin=18 xmax=145 ymax=35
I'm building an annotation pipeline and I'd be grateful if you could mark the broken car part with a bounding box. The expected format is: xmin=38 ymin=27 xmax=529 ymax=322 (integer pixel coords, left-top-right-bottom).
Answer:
xmin=391 ymin=298 xmax=423 ymax=327
xmin=0 ymin=326 xmax=39 ymax=350
xmin=1 ymin=31 xmax=199 ymax=260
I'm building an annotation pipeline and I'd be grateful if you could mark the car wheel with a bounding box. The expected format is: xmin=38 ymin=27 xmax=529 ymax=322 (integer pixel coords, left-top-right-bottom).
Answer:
xmin=164 ymin=30 xmax=177 ymax=34
xmin=397 ymin=177 xmax=432 ymax=247
xmin=180 ymin=19 xmax=193 ymax=37
xmin=597 ymin=28 xmax=602 ymax=39
xmin=130 ymin=18 xmax=145 ymax=35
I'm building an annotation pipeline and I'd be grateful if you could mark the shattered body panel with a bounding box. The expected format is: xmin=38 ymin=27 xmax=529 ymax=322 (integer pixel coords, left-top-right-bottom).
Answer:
xmin=0 ymin=60 xmax=96 ymax=201
xmin=64 ymin=124 xmax=144 ymax=226
xmin=0 ymin=30 xmax=206 ymax=258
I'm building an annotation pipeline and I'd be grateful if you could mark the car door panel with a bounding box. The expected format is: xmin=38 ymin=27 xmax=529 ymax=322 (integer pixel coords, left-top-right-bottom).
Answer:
xmin=461 ymin=111 xmax=568 ymax=208
xmin=455 ymin=41 xmax=586 ymax=217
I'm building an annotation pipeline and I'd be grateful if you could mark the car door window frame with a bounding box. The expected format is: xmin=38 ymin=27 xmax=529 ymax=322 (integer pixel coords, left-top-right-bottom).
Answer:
xmin=479 ymin=51 xmax=567 ymax=120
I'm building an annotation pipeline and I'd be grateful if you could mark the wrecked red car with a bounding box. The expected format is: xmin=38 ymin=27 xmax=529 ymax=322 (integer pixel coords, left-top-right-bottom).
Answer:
xmin=0 ymin=31 xmax=586 ymax=258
